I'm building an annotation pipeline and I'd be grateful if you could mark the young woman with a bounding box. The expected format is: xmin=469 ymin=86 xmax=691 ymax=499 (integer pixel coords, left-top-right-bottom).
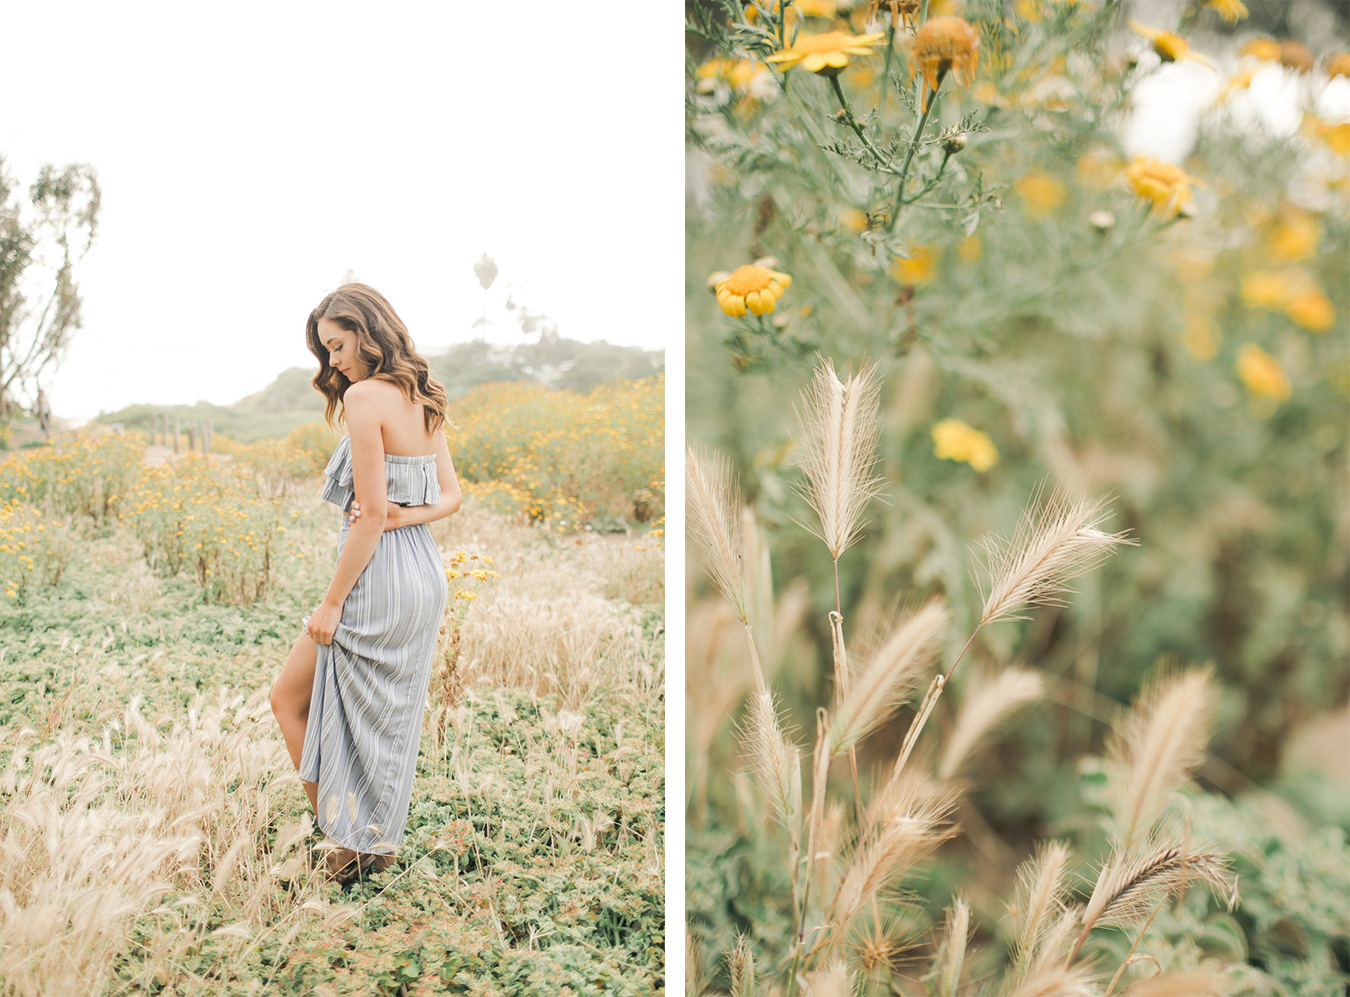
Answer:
xmin=270 ymin=283 xmax=461 ymax=883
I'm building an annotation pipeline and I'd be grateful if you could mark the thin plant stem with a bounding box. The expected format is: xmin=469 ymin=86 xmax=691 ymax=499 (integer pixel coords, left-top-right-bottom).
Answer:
xmin=943 ymin=625 xmax=981 ymax=685
xmin=878 ymin=23 xmax=897 ymax=121
xmin=789 ymin=711 xmax=832 ymax=996
xmin=887 ymin=69 xmax=945 ymax=231
xmin=1103 ymin=897 xmax=1166 ymax=997
xmin=890 ymin=672 xmax=944 ymax=780
xmin=828 ymin=74 xmax=897 ymax=173
xmin=830 ymin=587 xmax=864 ymax=831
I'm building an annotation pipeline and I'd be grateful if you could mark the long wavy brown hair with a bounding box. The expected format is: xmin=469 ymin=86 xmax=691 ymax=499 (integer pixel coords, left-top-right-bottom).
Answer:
xmin=305 ymin=283 xmax=450 ymax=434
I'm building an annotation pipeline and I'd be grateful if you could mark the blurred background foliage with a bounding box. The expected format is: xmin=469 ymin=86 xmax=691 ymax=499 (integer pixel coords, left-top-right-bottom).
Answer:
xmin=687 ymin=0 xmax=1348 ymax=991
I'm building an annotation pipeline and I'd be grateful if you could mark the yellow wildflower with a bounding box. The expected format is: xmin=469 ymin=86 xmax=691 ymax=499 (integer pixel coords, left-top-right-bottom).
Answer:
xmin=912 ymin=16 xmax=980 ymax=109
xmin=1239 ymin=37 xmax=1281 ymax=62
xmin=765 ymin=30 xmax=885 ymax=76
xmin=1326 ymin=52 xmax=1350 ymax=79
xmin=1303 ymin=114 xmax=1350 ymax=157
xmin=1128 ymin=20 xmax=1211 ymax=65
xmin=1204 ymin=0 xmax=1247 ymax=23
xmin=696 ymin=57 xmax=774 ymax=97
xmin=1285 ymin=290 xmax=1335 ymax=333
xmin=1184 ymin=310 xmax=1220 ymax=360
xmin=891 ymin=244 xmax=937 ymax=285
xmin=1267 ymin=210 xmax=1318 ymax=261
xmin=932 ymin=418 xmax=998 ymax=471
xmin=1125 ymin=157 xmax=1202 ymax=215
xmin=710 ymin=263 xmax=792 ymax=317
xmin=1236 ymin=344 xmax=1291 ymax=403
xmin=1280 ymin=41 xmax=1314 ymax=74
xmin=841 ymin=208 xmax=869 ymax=232
xmin=1241 ymin=270 xmax=1292 ymax=309
xmin=1014 ymin=171 xmax=1067 ymax=220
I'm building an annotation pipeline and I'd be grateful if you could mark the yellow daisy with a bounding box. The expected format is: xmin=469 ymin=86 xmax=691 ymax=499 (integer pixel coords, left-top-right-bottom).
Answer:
xmin=1326 ymin=52 xmax=1350 ymax=79
xmin=1014 ymin=171 xmax=1067 ymax=220
xmin=932 ymin=418 xmax=998 ymax=471
xmin=710 ymin=263 xmax=793 ymax=317
xmin=1125 ymin=157 xmax=1203 ymax=215
xmin=912 ymin=16 xmax=980 ymax=109
xmin=1204 ymin=0 xmax=1248 ymax=23
xmin=1235 ymin=344 xmax=1291 ymax=403
xmin=765 ymin=30 xmax=885 ymax=76
xmin=1239 ymin=37 xmax=1281 ymax=62
xmin=1129 ymin=20 xmax=1214 ymax=67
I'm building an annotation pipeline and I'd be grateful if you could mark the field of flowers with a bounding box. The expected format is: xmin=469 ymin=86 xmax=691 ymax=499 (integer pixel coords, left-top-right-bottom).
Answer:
xmin=449 ymin=376 xmax=665 ymax=530
xmin=687 ymin=0 xmax=1346 ymax=994
xmin=0 ymin=415 xmax=666 ymax=994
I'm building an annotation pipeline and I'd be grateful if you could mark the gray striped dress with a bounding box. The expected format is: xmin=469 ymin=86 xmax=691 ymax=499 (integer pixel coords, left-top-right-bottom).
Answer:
xmin=299 ymin=435 xmax=448 ymax=855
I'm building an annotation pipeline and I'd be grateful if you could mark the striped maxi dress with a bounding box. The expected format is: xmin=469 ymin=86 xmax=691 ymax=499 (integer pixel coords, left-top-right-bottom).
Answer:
xmin=299 ymin=435 xmax=448 ymax=855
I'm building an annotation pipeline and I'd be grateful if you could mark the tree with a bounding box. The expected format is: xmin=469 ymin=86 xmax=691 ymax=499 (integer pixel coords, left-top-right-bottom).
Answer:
xmin=0 ymin=156 xmax=101 ymax=420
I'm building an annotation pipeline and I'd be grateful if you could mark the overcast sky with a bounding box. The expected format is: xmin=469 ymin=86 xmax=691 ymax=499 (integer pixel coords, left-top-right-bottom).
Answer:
xmin=1 ymin=3 xmax=683 ymax=419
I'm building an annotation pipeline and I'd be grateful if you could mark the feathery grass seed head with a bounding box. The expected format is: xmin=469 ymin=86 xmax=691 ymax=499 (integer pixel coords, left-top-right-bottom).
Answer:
xmin=830 ymin=600 xmax=948 ymax=756
xmin=794 ymin=358 xmax=884 ymax=561
xmin=977 ymin=486 xmax=1136 ymax=627
xmin=687 ymin=443 xmax=751 ymax=627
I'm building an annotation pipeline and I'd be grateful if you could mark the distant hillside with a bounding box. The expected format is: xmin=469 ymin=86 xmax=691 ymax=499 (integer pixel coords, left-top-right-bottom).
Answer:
xmin=94 ymin=337 xmax=663 ymax=442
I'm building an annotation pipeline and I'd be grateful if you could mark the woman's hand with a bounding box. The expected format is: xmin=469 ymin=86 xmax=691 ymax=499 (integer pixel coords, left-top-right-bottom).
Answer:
xmin=349 ymin=500 xmax=403 ymax=531
xmin=306 ymin=600 xmax=343 ymax=645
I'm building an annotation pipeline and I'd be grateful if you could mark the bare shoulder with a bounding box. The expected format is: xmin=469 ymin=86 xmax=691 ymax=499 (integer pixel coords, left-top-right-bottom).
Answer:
xmin=343 ymin=378 xmax=405 ymax=416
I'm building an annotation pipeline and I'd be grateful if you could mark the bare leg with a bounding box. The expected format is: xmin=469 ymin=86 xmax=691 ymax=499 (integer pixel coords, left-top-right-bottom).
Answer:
xmin=270 ymin=631 xmax=321 ymax=815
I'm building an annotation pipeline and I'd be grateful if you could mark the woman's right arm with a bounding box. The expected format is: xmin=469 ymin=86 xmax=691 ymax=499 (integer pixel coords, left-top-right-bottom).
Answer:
xmin=353 ymin=433 xmax=462 ymax=530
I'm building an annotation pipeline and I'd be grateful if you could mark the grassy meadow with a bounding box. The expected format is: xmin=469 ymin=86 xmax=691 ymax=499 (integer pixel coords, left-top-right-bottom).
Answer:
xmin=0 ymin=378 xmax=665 ymax=996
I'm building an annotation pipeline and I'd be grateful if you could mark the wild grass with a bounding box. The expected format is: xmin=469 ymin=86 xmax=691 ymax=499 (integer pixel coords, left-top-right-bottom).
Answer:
xmin=0 ymin=479 xmax=664 ymax=995
xmin=687 ymin=357 xmax=1238 ymax=996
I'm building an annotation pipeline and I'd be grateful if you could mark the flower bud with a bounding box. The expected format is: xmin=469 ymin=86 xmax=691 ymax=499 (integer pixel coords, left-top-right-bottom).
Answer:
xmin=941 ymin=130 xmax=967 ymax=155
xmin=1089 ymin=210 xmax=1116 ymax=232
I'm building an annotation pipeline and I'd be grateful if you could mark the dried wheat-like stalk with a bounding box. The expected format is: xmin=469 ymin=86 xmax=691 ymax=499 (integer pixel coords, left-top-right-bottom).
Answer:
xmin=829 ymin=600 xmax=948 ymax=757
xmin=1009 ymin=840 xmax=1073 ymax=975
xmin=794 ymin=358 xmax=884 ymax=561
xmin=1081 ymin=842 xmax=1235 ymax=936
xmin=803 ymin=958 xmax=856 ymax=996
xmin=832 ymin=779 xmax=957 ymax=933
xmin=1008 ymin=907 xmax=1094 ymax=996
xmin=937 ymin=666 xmax=1044 ymax=782
xmin=687 ymin=443 xmax=751 ymax=629
xmin=1107 ymin=668 xmax=1216 ymax=850
xmin=931 ymin=896 xmax=971 ymax=997
xmin=685 ymin=929 xmax=703 ymax=997
xmin=977 ymin=486 xmax=1136 ymax=627
xmin=727 ymin=933 xmax=755 ymax=997
xmin=742 ymin=688 xmax=803 ymax=840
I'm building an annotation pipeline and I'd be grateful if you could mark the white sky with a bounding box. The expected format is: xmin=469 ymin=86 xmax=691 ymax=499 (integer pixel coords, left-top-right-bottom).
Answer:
xmin=1 ymin=3 xmax=684 ymax=419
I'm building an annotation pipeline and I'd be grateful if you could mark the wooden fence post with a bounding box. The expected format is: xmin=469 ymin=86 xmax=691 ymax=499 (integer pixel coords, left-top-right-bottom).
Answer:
xmin=205 ymin=419 xmax=213 ymax=454
xmin=173 ymin=416 xmax=180 ymax=454
xmin=187 ymin=424 xmax=196 ymax=451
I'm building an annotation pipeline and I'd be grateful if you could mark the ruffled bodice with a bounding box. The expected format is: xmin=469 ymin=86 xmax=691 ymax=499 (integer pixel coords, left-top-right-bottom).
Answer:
xmin=320 ymin=435 xmax=440 ymax=513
